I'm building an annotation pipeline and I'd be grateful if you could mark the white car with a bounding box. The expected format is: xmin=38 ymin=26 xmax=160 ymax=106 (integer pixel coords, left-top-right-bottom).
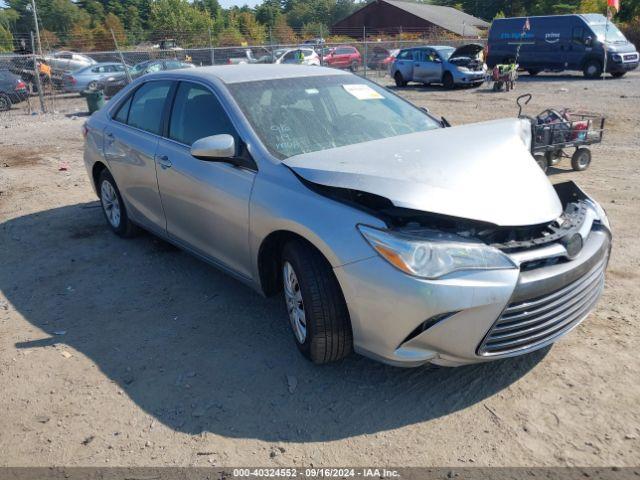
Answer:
xmin=274 ymin=48 xmax=320 ymax=66
xmin=44 ymin=51 xmax=96 ymax=73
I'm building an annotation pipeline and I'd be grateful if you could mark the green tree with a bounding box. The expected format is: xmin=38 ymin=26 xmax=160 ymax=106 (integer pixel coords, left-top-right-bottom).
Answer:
xmin=149 ymin=0 xmax=213 ymax=34
xmin=237 ymin=11 xmax=266 ymax=43
xmin=0 ymin=24 xmax=13 ymax=52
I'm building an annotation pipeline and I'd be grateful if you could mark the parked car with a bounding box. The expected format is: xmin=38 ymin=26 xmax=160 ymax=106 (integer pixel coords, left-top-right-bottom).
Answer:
xmin=98 ymin=59 xmax=195 ymax=97
xmin=274 ymin=48 xmax=321 ymax=66
xmin=217 ymin=48 xmax=257 ymax=65
xmin=391 ymin=44 xmax=486 ymax=88
xmin=367 ymin=46 xmax=395 ymax=70
xmin=323 ymin=45 xmax=362 ymax=70
xmin=44 ymin=51 xmax=96 ymax=73
xmin=256 ymin=48 xmax=288 ymax=64
xmin=83 ymin=65 xmax=611 ymax=367
xmin=62 ymin=62 xmax=129 ymax=93
xmin=487 ymin=14 xmax=639 ymax=78
xmin=0 ymin=70 xmax=28 ymax=111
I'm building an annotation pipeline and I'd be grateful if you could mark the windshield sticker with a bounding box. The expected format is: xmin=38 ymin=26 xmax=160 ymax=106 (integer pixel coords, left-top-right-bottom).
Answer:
xmin=305 ymin=88 xmax=319 ymax=95
xmin=343 ymin=84 xmax=384 ymax=100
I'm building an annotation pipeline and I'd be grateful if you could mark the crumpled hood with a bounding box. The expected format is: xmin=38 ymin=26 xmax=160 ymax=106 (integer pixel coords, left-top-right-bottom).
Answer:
xmin=284 ymin=118 xmax=563 ymax=227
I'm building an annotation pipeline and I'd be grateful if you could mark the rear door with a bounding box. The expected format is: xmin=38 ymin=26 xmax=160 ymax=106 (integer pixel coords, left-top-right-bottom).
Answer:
xmin=103 ymin=80 xmax=173 ymax=232
xmin=155 ymin=81 xmax=256 ymax=277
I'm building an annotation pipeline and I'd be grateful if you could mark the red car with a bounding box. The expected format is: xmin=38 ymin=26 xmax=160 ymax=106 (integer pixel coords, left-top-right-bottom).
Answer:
xmin=323 ymin=45 xmax=362 ymax=71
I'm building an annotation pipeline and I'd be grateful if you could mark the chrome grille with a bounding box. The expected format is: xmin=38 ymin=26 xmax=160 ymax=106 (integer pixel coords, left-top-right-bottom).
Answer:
xmin=478 ymin=256 xmax=606 ymax=356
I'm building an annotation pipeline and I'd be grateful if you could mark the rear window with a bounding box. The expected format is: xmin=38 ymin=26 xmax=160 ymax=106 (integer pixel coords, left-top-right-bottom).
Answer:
xmin=126 ymin=81 xmax=172 ymax=135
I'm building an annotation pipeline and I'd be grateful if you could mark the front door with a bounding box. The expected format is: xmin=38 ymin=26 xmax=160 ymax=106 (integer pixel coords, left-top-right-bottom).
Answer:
xmin=103 ymin=80 xmax=173 ymax=232
xmin=155 ymin=81 xmax=256 ymax=278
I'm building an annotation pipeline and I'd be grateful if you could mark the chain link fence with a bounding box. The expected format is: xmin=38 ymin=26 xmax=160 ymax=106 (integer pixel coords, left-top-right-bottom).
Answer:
xmin=1 ymin=31 xmax=486 ymax=120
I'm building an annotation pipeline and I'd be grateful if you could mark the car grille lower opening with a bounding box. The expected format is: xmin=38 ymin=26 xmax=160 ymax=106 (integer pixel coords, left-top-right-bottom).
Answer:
xmin=477 ymin=256 xmax=607 ymax=356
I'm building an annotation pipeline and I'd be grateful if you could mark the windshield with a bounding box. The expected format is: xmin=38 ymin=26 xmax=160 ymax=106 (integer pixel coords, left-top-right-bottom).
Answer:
xmin=590 ymin=23 xmax=627 ymax=43
xmin=227 ymin=75 xmax=440 ymax=159
xmin=437 ymin=47 xmax=456 ymax=60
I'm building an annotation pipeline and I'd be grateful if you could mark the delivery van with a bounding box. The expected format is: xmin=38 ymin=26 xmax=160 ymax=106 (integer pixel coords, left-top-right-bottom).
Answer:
xmin=487 ymin=14 xmax=639 ymax=78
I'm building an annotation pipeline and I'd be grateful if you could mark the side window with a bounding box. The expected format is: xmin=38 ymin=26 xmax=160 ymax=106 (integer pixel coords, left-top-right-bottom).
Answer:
xmin=146 ymin=63 xmax=162 ymax=73
xmin=572 ymin=27 xmax=585 ymax=44
xmin=113 ymin=95 xmax=132 ymax=124
xmin=169 ymin=82 xmax=237 ymax=147
xmin=126 ymin=81 xmax=172 ymax=134
xmin=397 ymin=50 xmax=411 ymax=60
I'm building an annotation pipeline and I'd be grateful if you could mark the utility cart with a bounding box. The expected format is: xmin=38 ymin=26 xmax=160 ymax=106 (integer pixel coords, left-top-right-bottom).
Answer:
xmin=517 ymin=94 xmax=605 ymax=173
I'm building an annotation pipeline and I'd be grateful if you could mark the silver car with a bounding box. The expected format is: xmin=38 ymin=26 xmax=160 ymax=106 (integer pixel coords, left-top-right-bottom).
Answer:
xmin=391 ymin=44 xmax=486 ymax=89
xmin=62 ymin=62 xmax=128 ymax=93
xmin=83 ymin=65 xmax=611 ymax=367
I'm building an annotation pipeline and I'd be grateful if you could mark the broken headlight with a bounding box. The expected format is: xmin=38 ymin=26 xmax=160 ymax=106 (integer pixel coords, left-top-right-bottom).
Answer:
xmin=358 ymin=225 xmax=517 ymax=279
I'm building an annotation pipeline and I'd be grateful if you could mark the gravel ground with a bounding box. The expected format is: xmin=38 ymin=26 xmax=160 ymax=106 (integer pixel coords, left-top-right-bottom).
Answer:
xmin=0 ymin=71 xmax=639 ymax=467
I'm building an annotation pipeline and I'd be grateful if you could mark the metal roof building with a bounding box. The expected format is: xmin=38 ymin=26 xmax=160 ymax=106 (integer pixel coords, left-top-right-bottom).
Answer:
xmin=331 ymin=0 xmax=490 ymax=38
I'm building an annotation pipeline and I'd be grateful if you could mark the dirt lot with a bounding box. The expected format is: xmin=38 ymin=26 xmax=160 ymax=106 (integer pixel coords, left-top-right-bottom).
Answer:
xmin=1 ymin=71 xmax=639 ymax=468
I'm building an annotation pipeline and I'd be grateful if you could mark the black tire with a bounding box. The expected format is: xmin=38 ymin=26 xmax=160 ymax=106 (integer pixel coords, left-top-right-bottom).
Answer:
xmin=611 ymin=71 xmax=626 ymax=78
xmin=98 ymin=169 xmax=137 ymax=237
xmin=281 ymin=240 xmax=353 ymax=364
xmin=350 ymin=61 xmax=358 ymax=72
xmin=583 ymin=59 xmax=603 ymax=79
xmin=87 ymin=80 xmax=98 ymax=90
xmin=527 ymin=69 xmax=540 ymax=76
xmin=443 ymin=72 xmax=454 ymax=89
xmin=394 ymin=71 xmax=406 ymax=87
xmin=534 ymin=154 xmax=548 ymax=173
xmin=0 ymin=93 xmax=11 ymax=111
xmin=571 ymin=148 xmax=591 ymax=171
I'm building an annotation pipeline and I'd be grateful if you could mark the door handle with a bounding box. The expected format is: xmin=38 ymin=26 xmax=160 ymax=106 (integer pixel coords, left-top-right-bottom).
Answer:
xmin=105 ymin=132 xmax=115 ymax=144
xmin=157 ymin=155 xmax=172 ymax=170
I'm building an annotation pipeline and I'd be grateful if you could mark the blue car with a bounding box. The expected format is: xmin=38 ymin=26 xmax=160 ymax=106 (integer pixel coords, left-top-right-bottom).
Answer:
xmin=390 ymin=44 xmax=486 ymax=89
xmin=62 ymin=62 xmax=128 ymax=93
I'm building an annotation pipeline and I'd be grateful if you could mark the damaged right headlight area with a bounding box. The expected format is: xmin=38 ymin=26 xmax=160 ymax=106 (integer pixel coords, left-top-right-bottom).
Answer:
xmin=358 ymin=225 xmax=517 ymax=279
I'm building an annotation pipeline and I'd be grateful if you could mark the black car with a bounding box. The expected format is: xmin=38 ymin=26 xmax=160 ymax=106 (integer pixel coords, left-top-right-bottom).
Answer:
xmin=0 ymin=70 xmax=29 ymax=111
xmin=97 ymin=59 xmax=195 ymax=97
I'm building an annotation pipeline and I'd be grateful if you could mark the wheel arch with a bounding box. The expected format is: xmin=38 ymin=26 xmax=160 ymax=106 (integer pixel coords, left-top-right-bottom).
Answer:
xmin=91 ymin=160 xmax=109 ymax=193
xmin=257 ymin=230 xmax=334 ymax=297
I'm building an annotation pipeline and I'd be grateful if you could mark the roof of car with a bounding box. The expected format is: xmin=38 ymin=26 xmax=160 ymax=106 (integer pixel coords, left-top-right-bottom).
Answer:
xmin=152 ymin=64 xmax=351 ymax=84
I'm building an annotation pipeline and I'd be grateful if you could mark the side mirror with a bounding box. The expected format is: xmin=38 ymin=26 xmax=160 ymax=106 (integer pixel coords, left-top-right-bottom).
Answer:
xmin=584 ymin=36 xmax=593 ymax=46
xmin=191 ymin=134 xmax=236 ymax=160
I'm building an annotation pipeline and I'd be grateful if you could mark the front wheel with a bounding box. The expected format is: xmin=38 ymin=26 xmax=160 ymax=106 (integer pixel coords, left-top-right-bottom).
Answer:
xmin=0 ymin=93 xmax=11 ymax=111
xmin=571 ymin=148 xmax=591 ymax=171
xmin=350 ymin=61 xmax=359 ymax=72
xmin=442 ymin=72 xmax=454 ymax=89
xmin=583 ymin=59 xmax=603 ymax=79
xmin=98 ymin=169 xmax=137 ymax=237
xmin=281 ymin=240 xmax=353 ymax=364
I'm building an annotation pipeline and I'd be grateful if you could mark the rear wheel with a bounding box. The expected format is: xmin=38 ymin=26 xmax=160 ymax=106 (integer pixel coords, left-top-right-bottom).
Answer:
xmin=87 ymin=80 xmax=98 ymax=90
xmin=281 ymin=240 xmax=353 ymax=364
xmin=571 ymin=148 xmax=591 ymax=171
xmin=611 ymin=71 xmax=626 ymax=78
xmin=98 ymin=169 xmax=137 ymax=237
xmin=583 ymin=59 xmax=603 ymax=79
xmin=443 ymin=72 xmax=454 ymax=89
xmin=350 ymin=61 xmax=359 ymax=72
xmin=394 ymin=71 xmax=406 ymax=87
xmin=534 ymin=154 xmax=548 ymax=173
xmin=527 ymin=69 xmax=541 ymax=76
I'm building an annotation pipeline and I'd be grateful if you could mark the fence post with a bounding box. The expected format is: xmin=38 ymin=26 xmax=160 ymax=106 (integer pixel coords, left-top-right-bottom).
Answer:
xmin=30 ymin=31 xmax=45 ymax=113
xmin=320 ymin=24 xmax=324 ymax=65
xmin=269 ymin=27 xmax=274 ymax=62
xmin=111 ymin=28 xmax=132 ymax=84
xmin=363 ymin=26 xmax=367 ymax=78
xmin=208 ymin=27 xmax=215 ymax=66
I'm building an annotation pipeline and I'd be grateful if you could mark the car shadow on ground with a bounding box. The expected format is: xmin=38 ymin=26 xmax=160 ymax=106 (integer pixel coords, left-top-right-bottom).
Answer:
xmin=1 ymin=202 xmax=548 ymax=442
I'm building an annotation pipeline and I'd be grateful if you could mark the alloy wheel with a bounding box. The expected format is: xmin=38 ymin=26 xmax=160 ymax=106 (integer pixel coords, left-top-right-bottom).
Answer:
xmin=283 ymin=261 xmax=307 ymax=344
xmin=100 ymin=180 xmax=121 ymax=228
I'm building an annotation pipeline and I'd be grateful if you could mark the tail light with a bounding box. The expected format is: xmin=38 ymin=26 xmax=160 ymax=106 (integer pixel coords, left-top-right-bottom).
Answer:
xmin=82 ymin=123 xmax=89 ymax=139
xmin=16 ymin=81 xmax=26 ymax=90
xmin=227 ymin=59 xmax=232 ymax=64
xmin=70 ymin=76 xmax=77 ymax=84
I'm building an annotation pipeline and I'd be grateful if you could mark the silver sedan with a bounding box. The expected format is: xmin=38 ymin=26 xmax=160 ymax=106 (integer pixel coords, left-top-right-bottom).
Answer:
xmin=62 ymin=62 xmax=128 ymax=93
xmin=83 ymin=65 xmax=611 ymax=367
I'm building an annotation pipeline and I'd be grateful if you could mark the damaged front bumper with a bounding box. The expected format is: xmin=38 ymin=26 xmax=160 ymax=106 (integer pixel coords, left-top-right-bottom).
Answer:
xmin=333 ymin=182 xmax=611 ymax=367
